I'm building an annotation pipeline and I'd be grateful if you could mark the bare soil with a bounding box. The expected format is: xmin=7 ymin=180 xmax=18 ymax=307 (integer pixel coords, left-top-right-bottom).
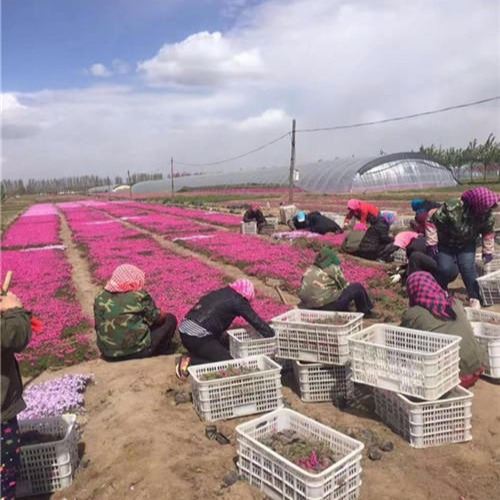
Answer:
xmin=31 ymin=357 xmax=499 ymax=500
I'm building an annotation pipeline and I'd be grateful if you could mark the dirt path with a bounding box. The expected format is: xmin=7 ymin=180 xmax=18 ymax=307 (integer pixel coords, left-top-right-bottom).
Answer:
xmin=59 ymin=210 xmax=101 ymax=319
xmin=42 ymin=357 xmax=500 ymax=500
xmin=95 ymin=208 xmax=298 ymax=306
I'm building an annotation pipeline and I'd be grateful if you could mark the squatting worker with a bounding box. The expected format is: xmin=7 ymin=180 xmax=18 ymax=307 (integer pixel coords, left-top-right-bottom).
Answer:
xmin=176 ymin=279 xmax=274 ymax=379
xmin=343 ymin=199 xmax=380 ymax=229
xmin=94 ymin=264 xmax=177 ymax=361
xmin=401 ymin=271 xmax=483 ymax=388
xmin=426 ymin=187 xmax=498 ymax=308
xmin=1 ymin=291 xmax=32 ymax=499
xmin=243 ymin=204 xmax=267 ymax=233
xmin=355 ymin=211 xmax=395 ymax=262
xmin=298 ymin=247 xmax=374 ymax=316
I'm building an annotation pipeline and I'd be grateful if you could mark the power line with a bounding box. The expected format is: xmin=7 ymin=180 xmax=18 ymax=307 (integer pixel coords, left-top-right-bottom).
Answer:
xmin=296 ymin=96 xmax=500 ymax=133
xmin=175 ymin=131 xmax=291 ymax=167
xmin=174 ymin=95 xmax=500 ymax=167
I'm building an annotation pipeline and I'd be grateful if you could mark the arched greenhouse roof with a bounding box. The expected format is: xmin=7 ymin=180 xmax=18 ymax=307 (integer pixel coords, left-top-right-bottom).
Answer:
xmin=132 ymin=152 xmax=456 ymax=194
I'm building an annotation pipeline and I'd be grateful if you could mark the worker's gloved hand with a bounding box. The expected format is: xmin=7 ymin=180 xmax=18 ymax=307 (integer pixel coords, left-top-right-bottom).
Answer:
xmin=427 ymin=245 xmax=439 ymax=258
xmin=483 ymin=254 xmax=494 ymax=265
xmin=390 ymin=274 xmax=402 ymax=284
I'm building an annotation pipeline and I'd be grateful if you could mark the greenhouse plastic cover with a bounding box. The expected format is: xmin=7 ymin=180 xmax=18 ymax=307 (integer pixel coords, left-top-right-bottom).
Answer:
xmin=132 ymin=152 xmax=456 ymax=194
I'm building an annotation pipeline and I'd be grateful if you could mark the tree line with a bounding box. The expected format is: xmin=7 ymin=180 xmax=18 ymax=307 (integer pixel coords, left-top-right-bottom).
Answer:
xmin=1 ymin=173 xmax=163 ymax=196
xmin=419 ymin=133 xmax=500 ymax=182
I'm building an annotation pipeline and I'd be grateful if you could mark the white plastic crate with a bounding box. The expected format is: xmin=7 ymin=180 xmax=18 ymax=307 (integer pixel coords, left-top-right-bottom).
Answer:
xmin=477 ymin=269 xmax=500 ymax=305
xmin=272 ymin=309 xmax=364 ymax=365
xmin=17 ymin=414 xmax=78 ymax=497
xmin=228 ymin=327 xmax=277 ymax=358
xmin=465 ymin=306 xmax=500 ymax=329
xmin=392 ymin=248 xmax=408 ymax=264
xmin=241 ymin=221 xmax=258 ymax=235
xmin=475 ymin=253 xmax=500 ymax=275
xmin=188 ymin=355 xmax=283 ymax=422
xmin=470 ymin=322 xmax=500 ymax=378
xmin=266 ymin=216 xmax=279 ymax=228
xmin=292 ymin=361 xmax=354 ymax=403
xmin=392 ymin=215 xmax=415 ymax=231
xmin=321 ymin=212 xmax=345 ymax=227
xmin=236 ymin=408 xmax=364 ymax=500
xmin=280 ymin=205 xmax=297 ymax=224
xmin=374 ymin=386 xmax=473 ymax=448
xmin=348 ymin=324 xmax=460 ymax=400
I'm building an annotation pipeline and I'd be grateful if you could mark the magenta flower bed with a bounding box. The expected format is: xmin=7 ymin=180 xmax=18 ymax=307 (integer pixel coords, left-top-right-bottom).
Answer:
xmin=1 ymin=249 xmax=92 ymax=374
xmin=115 ymin=201 xmax=242 ymax=228
xmin=93 ymin=202 xmax=216 ymax=237
xmin=60 ymin=204 xmax=288 ymax=322
xmin=2 ymin=203 xmax=60 ymax=249
xmin=180 ymin=229 xmax=382 ymax=291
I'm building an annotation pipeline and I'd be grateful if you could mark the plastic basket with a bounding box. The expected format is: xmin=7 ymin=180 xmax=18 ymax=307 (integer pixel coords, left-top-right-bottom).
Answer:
xmin=475 ymin=253 xmax=500 ymax=275
xmin=465 ymin=307 xmax=500 ymax=329
xmin=266 ymin=216 xmax=279 ymax=228
xmin=348 ymin=324 xmax=460 ymax=400
xmin=280 ymin=205 xmax=297 ymax=224
xmin=292 ymin=361 xmax=354 ymax=403
xmin=271 ymin=309 xmax=364 ymax=365
xmin=392 ymin=248 xmax=408 ymax=264
xmin=236 ymin=408 xmax=364 ymax=500
xmin=17 ymin=414 xmax=78 ymax=497
xmin=188 ymin=355 xmax=283 ymax=422
xmin=470 ymin=322 xmax=500 ymax=378
xmin=228 ymin=327 xmax=277 ymax=358
xmin=241 ymin=221 xmax=258 ymax=235
xmin=374 ymin=386 xmax=473 ymax=448
xmin=477 ymin=269 xmax=500 ymax=306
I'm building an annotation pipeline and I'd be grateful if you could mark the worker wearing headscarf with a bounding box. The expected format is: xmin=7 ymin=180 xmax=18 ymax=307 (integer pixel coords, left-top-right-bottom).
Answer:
xmin=356 ymin=212 xmax=394 ymax=261
xmin=299 ymin=247 xmax=374 ymax=315
xmin=410 ymin=198 xmax=441 ymax=234
xmin=243 ymin=204 xmax=267 ymax=232
xmin=343 ymin=199 xmax=380 ymax=229
xmin=176 ymin=279 xmax=274 ymax=379
xmin=94 ymin=264 xmax=177 ymax=361
xmin=401 ymin=272 xmax=483 ymax=388
xmin=426 ymin=187 xmax=498 ymax=305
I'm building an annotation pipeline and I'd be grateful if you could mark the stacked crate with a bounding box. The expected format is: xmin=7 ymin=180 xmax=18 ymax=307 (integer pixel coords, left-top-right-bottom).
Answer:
xmin=348 ymin=324 xmax=473 ymax=448
xmin=465 ymin=307 xmax=500 ymax=379
xmin=270 ymin=309 xmax=362 ymax=404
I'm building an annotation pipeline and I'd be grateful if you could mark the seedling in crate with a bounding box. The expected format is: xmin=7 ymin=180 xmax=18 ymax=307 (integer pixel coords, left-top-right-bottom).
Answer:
xmin=200 ymin=366 xmax=260 ymax=381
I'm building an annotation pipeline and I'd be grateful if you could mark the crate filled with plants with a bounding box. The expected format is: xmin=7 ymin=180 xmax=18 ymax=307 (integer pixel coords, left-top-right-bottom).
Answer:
xmin=228 ymin=327 xmax=277 ymax=358
xmin=469 ymin=321 xmax=500 ymax=379
xmin=236 ymin=408 xmax=364 ymax=500
xmin=188 ymin=355 xmax=282 ymax=422
xmin=272 ymin=309 xmax=364 ymax=365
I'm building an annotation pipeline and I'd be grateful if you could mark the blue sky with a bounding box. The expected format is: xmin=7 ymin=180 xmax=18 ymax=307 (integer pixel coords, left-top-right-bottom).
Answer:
xmin=2 ymin=0 xmax=499 ymax=179
xmin=2 ymin=0 xmax=248 ymax=91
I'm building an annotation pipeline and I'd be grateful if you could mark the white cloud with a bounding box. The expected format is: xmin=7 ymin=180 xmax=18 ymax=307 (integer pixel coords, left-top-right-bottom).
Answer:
xmin=3 ymin=0 xmax=500 ymax=180
xmin=137 ymin=31 xmax=264 ymax=86
xmin=237 ymin=108 xmax=290 ymax=130
xmin=88 ymin=63 xmax=112 ymax=77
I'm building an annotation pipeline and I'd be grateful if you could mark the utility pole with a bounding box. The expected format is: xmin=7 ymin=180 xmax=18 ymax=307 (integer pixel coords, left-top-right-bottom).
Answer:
xmin=127 ymin=169 xmax=132 ymax=199
xmin=170 ymin=157 xmax=175 ymax=198
xmin=288 ymin=118 xmax=296 ymax=204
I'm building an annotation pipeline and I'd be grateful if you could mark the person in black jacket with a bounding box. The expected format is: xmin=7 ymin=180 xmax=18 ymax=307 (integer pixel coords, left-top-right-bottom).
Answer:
xmin=289 ymin=211 xmax=342 ymax=235
xmin=175 ymin=279 xmax=274 ymax=379
xmin=243 ymin=204 xmax=267 ymax=233
xmin=356 ymin=213 xmax=394 ymax=261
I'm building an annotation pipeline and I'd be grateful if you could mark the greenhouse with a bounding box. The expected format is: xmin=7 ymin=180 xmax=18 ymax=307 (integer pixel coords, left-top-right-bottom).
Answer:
xmin=132 ymin=152 xmax=457 ymax=195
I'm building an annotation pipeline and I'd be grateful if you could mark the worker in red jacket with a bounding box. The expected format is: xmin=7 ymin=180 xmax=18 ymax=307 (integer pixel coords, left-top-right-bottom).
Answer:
xmin=343 ymin=199 xmax=380 ymax=229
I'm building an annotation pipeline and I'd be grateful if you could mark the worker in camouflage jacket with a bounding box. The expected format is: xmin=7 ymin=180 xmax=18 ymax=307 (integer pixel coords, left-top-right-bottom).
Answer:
xmin=298 ymin=247 xmax=374 ymax=315
xmin=94 ymin=264 xmax=177 ymax=360
xmin=426 ymin=187 xmax=498 ymax=306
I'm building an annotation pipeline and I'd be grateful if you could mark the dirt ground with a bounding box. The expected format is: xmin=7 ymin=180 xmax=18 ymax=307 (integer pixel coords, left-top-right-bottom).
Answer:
xmin=31 ymin=355 xmax=499 ymax=500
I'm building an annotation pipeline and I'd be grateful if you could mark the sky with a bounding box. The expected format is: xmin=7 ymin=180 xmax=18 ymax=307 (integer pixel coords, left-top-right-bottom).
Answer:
xmin=1 ymin=0 xmax=499 ymax=180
